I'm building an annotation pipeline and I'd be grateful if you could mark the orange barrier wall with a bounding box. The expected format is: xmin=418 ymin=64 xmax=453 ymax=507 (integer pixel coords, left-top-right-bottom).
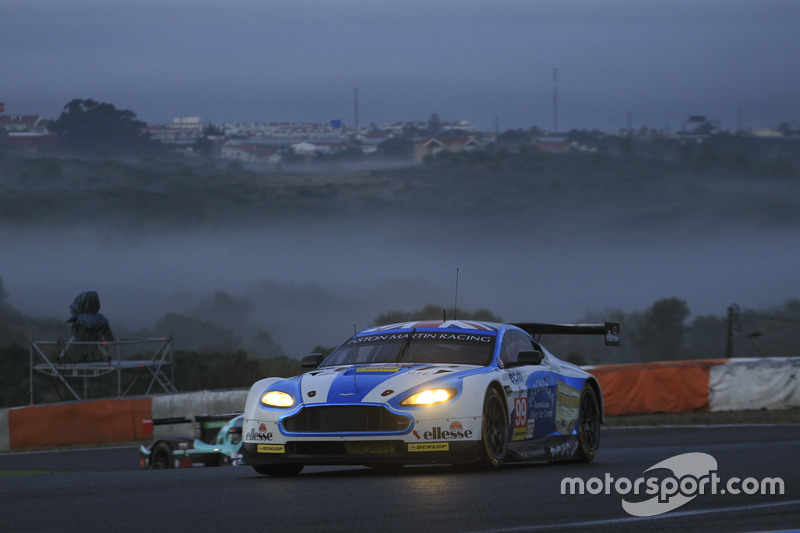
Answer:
xmin=7 ymin=397 xmax=152 ymax=450
xmin=588 ymin=359 xmax=728 ymax=416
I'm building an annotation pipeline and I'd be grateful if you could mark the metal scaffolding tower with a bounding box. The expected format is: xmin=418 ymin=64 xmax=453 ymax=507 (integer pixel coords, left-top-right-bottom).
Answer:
xmin=29 ymin=337 xmax=176 ymax=403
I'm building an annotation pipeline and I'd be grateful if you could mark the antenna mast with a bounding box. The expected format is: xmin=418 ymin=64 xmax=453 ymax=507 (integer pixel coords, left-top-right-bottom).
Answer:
xmin=354 ymin=85 xmax=359 ymax=139
xmin=453 ymin=268 xmax=459 ymax=320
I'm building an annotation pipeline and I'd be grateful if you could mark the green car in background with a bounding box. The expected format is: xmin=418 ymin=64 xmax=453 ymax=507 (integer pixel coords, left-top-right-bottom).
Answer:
xmin=140 ymin=415 xmax=243 ymax=469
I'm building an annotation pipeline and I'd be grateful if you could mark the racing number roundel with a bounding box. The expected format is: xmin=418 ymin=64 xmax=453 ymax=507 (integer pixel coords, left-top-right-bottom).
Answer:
xmin=514 ymin=397 xmax=527 ymax=427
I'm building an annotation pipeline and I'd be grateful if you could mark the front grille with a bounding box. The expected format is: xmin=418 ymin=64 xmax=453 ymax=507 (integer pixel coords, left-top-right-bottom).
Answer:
xmin=282 ymin=405 xmax=411 ymax=434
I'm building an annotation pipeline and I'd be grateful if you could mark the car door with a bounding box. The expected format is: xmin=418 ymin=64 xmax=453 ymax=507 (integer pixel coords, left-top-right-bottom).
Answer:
xmin=501 ymin=331 xmax=560 ymax=441
xmin=500 ymin=330 xmax=555 ymax=441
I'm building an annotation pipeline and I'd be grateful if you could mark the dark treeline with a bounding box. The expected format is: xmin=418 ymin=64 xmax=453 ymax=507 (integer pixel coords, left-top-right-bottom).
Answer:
xmin=2 ymin=288 xmax=799 ymax=407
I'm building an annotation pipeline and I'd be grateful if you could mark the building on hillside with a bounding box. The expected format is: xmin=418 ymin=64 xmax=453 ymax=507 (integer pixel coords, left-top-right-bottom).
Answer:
xmin=2 ymin=131 xmax=58 ymax=151
xmin=0 ymin=114 xmax=58 ymax=150
xmin=0 ymin=114 xmax=50 ymax=133
xmin=220 ymin=142 xmax=282 ymax=165
xmin=223 ymin=121 xmax=345 ymax=140
xmin=146 ymin=117 xmax=204 ymax=145
xmin=413 ymin=136 xmax=486 ymax=162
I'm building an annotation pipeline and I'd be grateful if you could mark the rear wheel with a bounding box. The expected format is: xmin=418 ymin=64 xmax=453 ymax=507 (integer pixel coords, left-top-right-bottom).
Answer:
xmin=252 ymin=464 xmax=304 ymax=477
xmin=576 ymin=384 xmax=601 ymax=462
xmin=478 ymin=388 xmax=508 ymax=469
xmin=151 ymin=443 xmax=172 ymax=469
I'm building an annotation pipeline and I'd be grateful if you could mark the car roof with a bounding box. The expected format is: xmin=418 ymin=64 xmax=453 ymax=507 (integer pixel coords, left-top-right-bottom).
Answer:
xmin=358 ymin=320 xmax=512 ymax=335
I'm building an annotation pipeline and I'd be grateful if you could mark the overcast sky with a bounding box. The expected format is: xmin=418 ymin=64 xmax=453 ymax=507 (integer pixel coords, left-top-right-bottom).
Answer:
xmin=3 ymin=0 xmax=799 ymax=131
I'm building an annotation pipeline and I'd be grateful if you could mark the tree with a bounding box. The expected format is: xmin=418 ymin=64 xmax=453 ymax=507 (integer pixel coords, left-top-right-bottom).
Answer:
xmin=0 ymin=276 xmax=8 ymax=305
xmin=633 ymin=297 xmax=690 ymax=361
xmin=427 ymin=113 xmax=443 ymax=138
xmin=376 ymin=137 xmax=414 ymax=159
xmin=374 ymin=304 xmax=501 ymax=326
xmin=49 ymin=98 xmax=159 ymax=155
xmin=496 ymin=129 xmax=532 ymax=151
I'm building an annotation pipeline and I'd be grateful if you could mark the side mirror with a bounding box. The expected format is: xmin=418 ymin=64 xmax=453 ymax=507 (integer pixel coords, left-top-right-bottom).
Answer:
xmin=516 ymin=350 xmax=544 ymax=366
xmin=302 ymin=353 xmax=324 ymax=368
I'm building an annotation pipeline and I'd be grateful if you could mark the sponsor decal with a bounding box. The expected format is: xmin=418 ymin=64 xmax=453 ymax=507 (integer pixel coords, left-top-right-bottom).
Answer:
xmin=421 ymin=425 xmax=474 ymax=440
xmin=246 ymin=428 xmax=273 ymax=441
xmin=257 ymin=444 xmax=285 ymax=454
xmin=526 ymin=374 xmax=557 ymax=438
xmin=605 ymin=323 xmax=621 ymax=346
xmin=528 ymin=377 xmax=555 ymax=418
xmin=555 ymin=380 xmax=581 ymax=435
xmin=512 ymin=397 xmax=528 ymax=441
xmin=526 ymin=419 xmax=536 ymax=439
xmin=408 ymin=442 xmax=449 ymax=452
xmin=356 ymin=366 xmax=401 ymax=373
xmin=508 ymin=370 xmax=523 ymax=385
xmin=549 ymin=440 xmax=578 ymax=459
xmin=348 ymin=333 xmax=493 ymax=345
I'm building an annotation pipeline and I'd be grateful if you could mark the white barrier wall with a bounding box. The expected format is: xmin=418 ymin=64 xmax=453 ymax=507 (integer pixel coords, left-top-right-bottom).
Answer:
xmin=151 ymin=389 xmax=248 ymax=438
xmin=709 ymin=357 xmax=800 ymax=411
xmin=0 ymin=410 xmax=9 ymax=452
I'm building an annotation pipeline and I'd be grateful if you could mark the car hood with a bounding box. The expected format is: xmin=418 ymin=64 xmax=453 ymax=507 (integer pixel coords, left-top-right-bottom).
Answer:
xmin=293 ymin=362 xmax=483 ymax=405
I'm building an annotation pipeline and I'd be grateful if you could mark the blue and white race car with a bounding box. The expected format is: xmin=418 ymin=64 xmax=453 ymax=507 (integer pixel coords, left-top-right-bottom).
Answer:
xmin=242 ymin=320 xmax=618 ymax=476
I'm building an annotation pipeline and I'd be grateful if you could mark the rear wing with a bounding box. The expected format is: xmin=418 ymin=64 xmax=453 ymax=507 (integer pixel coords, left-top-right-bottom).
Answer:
xmin=511 ymin=322 xmax=620 ymax=347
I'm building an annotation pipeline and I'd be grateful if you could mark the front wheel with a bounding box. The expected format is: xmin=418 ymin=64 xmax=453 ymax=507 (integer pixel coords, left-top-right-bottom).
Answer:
xmin=252 ymin=464 xmax=304 ymax=477
xmin=576 ymin=384 xmax=601 ymax=462
xmin=478 ymin=388 xmax=508 ymax=469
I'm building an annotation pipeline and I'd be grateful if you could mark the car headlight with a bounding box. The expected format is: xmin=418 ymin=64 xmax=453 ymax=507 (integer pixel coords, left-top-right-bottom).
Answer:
xmin=400 ymin=388 xmax=457 ymax=407
xmin=260 ymin=390 xmax=294 ymax=408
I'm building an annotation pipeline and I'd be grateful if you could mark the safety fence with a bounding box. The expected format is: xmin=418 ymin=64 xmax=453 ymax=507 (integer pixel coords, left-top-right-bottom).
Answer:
xmin=1 ymin=358 xmax=798 ymax=452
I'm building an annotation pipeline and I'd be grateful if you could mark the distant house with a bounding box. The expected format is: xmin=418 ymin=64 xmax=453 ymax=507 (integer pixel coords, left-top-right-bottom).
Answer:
xmin=3 ymin=131 xmax=58 ymax=151
xmin=413 ymin=136 xmax=486 ymax=161
xmin=0 ymin=114 xmax=48 ymax=133
xmin=291 ymin=141 xmax=328 ymax=155
xmin=0 ymin=115 xmax=57 ymax=150
xmin=220 ymin=142 xmax=282 ymax=164
xmin=146 ymin=117 xmax=204 ymax=145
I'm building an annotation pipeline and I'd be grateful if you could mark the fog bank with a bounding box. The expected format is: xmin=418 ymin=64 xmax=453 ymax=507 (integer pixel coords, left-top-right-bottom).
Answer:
xmin=3 ymin=219 xmax=798 ymax=356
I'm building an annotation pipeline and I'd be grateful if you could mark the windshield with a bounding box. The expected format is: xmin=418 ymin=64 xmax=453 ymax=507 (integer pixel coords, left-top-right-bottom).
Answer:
xmin=321 ymin=331 xmax=496 ymax=367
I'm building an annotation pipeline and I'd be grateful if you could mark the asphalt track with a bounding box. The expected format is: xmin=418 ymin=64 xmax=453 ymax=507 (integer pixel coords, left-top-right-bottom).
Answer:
xmin=1 ymin=425 xmax=798 ymax=532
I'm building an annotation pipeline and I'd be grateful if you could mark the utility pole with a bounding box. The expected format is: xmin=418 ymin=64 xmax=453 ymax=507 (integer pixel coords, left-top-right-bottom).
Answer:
xmin=354 ymin=85 xmax=359 ymax=139
xmin=726 ymin=305 xmax=736 ymax=358
xmin=552 ymin=67 xmax=558 ymax=134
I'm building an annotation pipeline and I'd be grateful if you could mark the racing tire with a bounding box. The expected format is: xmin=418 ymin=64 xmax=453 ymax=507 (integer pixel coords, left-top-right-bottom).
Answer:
xmin=576 ymin=384 xmax=601 ymax=462
xmin=151 ymin=443 xmax=172 ymax=469
xmin=478 ymin=388 xmax=508 ymax=469
xmin=252 ymin=464 xmax=304 ymax=477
